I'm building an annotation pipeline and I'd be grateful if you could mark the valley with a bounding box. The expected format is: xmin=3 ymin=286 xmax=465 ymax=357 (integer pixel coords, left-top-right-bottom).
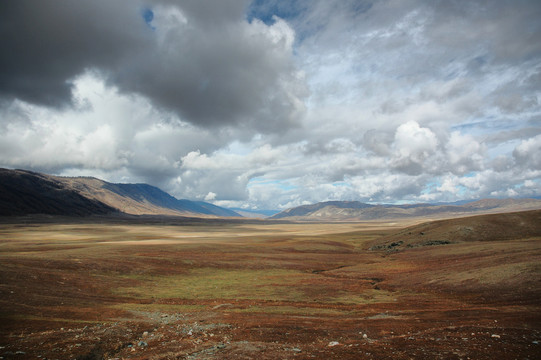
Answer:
xmin=1 ymin=211 xmax=540 ymax=359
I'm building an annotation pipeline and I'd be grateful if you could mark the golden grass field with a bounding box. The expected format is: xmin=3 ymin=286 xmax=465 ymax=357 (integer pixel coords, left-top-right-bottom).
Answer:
xmin=0 ymin=211 xmax=540 ymax=359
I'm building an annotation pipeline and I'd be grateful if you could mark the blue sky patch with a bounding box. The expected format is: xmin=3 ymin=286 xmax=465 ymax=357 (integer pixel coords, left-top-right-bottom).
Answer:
xmin=141 ymin=7 xmax=155 ymax=29
xmin=247 ymin=0 xmax=305 ymax=25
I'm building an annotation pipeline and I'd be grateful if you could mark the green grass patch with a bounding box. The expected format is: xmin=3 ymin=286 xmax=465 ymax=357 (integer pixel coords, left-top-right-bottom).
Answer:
xmin=114 ymin=268 xmax=309 ymax=302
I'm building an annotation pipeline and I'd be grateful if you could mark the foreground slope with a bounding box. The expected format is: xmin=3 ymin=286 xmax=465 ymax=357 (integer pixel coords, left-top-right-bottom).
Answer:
xmin=0 ymin=168 xmax=240 ymax=217
xmin=271 ymin=198 xmax=541 ymax=221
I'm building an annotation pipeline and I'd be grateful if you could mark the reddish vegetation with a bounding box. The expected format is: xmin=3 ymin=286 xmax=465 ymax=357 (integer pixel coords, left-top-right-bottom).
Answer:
xmin=0 ymin=210 xmax=540 ymax=359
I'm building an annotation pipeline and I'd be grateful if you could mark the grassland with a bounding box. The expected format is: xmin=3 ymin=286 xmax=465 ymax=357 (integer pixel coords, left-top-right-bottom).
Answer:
xmin=0 ymin=212 xmax=540 ymax=359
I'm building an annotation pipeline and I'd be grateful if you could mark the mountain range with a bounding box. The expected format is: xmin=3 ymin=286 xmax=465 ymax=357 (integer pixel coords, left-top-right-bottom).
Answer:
xmin=270 ymin=198 xmax=541 ymax=221
xmin=0 ymin=168 xmax=240 ymax=218
xmin=2 ymin=168 xmax=541 ymax=220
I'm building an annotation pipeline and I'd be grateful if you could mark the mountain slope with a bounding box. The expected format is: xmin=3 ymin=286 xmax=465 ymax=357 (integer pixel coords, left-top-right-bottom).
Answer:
xmin=367 ymin=209 xmax=541 ymax=251
xmin=271 ymin=199 xmax=541 ymax=221
xmin=273 ymin=201 xmax=373 ymax=218
xmin=0 ymin=168 xmax=240 ymax=217
xmin=0 ymin=169 xmax=117 ymax=216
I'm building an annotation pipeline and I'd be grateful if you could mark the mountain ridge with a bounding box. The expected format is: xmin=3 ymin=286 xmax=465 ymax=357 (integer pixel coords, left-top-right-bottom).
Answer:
xmin=271 ymin=198 xmax=541 ymax=221
xmin=0 ymin=168 xmax=240 ymax=218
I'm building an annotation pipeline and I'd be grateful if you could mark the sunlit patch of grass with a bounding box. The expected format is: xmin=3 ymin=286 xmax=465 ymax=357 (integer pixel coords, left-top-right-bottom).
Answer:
xmin=114 ymin=268 xmax=309 ymax=302
xmin=113 ymin=267 xmax=406 ymax=306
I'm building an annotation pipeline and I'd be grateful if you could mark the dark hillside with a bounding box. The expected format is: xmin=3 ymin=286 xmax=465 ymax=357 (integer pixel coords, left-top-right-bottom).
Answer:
xmin=0 ymin=168 xmax=240 ymax=218
xmin=0 ymin=169 xmax=116 ymax=216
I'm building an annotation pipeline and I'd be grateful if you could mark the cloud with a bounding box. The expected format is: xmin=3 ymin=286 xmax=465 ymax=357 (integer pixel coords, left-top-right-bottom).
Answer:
xmin=513 ymin=134 xmax=541 ymax=170
xmin=391 ymin=121 xmax=439 ymax=175
xmin=445 ymin=131 xmax=484 ymax=175
xmin=0 ymin=1 xmax=150 ymax=107
xmin=1 ymin=0 xmax=540 ymax=210
xmin=0 ymin=0 xmax=307 ymax=132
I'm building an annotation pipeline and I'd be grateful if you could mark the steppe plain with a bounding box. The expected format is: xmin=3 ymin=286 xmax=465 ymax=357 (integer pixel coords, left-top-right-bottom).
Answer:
xmin=1 ymin=211 xmax=540 ymax=359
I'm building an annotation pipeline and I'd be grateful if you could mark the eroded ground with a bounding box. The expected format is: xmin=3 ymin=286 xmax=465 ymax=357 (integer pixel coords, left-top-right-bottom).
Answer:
xmin=0 ymin=216 xmax=540 ymax=359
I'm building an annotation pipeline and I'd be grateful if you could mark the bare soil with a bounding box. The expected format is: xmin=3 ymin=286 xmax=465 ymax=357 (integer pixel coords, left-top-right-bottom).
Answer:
xmin=0 ymin=211 xmax=540 ymax=359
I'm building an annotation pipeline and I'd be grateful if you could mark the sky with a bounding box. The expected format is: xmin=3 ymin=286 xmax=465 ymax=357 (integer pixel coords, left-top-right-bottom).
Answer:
xmin=1 ymin=0 xmax=541 ymax=211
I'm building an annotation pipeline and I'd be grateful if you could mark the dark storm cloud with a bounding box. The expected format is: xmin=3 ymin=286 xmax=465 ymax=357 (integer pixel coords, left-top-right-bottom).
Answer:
xmin=0 ymin=0 xmax=306 ymax=131
xmin=0 ymin=1 xmax=150 ymax=107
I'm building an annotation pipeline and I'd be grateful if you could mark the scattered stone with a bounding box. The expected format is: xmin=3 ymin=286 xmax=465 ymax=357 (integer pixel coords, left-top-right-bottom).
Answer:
xmin=216 ymin=344 xmax=227 ymax=349
xmin=328 ymin=341 xmax=340 ymax=347
xmin=212 ymin=303 xmax=233 ymax=310
xmin=142 ymin=331 xmax=149 ymax=337
xmin=138 ymin=341 xmax=148 ymax=347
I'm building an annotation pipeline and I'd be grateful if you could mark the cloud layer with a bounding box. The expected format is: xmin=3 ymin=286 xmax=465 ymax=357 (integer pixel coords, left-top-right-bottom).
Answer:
xmin=1 ymin=0 xmax=540 ymax=210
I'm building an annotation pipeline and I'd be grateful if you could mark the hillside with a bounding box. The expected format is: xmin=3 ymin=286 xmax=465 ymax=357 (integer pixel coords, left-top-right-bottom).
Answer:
xmin=0 ymin=169 xmax=117 ymax=216
xmin=271 ymin=199 xmax=541 ymax=221
xmin=0 ymin=168 xmax=240 ymax=218
xmin=366 ymin=209 xmax=541 ymax=251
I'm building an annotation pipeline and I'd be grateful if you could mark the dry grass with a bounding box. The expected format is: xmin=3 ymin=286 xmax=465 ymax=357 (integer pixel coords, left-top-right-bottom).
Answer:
xmin=1 ymin=213 xmax=540 ymax=359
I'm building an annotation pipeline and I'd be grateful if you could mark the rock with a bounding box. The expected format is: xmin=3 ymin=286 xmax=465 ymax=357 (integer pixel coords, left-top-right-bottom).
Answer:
xmin=328 ymin=341 xmax=340 ymax=347
xmin=142 ymin=331 xmax=149 ymax=337
xmin=213 ymin=303 xmax=233 ymax=310
xmin=292 ymin=348 xmax=302 ymax=352
xmin=138 ymin=341 xmax=148 ymax=347
xmin=363 ymin=334 xmax=368 ymax=339
xmin=491 ymin=334 xmax=500 ymax=339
